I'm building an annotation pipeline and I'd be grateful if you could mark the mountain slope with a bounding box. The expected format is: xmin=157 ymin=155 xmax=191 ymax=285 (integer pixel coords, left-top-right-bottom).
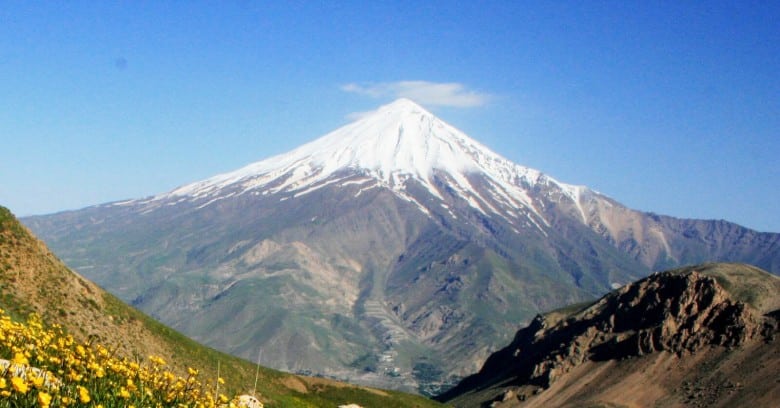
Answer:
xmin=439 ymin=263 xmax=780 ymax=407
xmin=0 ymin=205 xmax=443 ymax=408
xmin=22 ymin=99 xmax=780 ymax=393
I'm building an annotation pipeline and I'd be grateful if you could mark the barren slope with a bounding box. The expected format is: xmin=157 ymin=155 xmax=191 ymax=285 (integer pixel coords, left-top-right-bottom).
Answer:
xmin=440 ymin=263 xmax=780 ymax=407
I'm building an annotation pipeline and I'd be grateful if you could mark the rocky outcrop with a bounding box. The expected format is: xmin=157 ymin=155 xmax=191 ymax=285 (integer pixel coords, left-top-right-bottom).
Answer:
xmin=439 ymin=263 xmax=779 ymax=404
xmin=587 ymin=271 xmax=759 ymax=358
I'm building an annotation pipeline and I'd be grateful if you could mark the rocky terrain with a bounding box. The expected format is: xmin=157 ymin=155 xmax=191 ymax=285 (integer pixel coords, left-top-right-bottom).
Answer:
xmin=439 ymin=263 xmax=780 ymax=407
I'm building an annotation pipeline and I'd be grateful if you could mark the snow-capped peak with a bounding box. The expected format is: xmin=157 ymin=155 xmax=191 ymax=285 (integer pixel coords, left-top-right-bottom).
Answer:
xmin=154 ymin=98 xmax=587 ymax=226
xmin=176 ymin=98 xmax=485 ymax=191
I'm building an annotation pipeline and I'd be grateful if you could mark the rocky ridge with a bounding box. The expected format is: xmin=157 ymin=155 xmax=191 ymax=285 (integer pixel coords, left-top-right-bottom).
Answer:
xmin=439 ymin=263 xmax=780 ymax=407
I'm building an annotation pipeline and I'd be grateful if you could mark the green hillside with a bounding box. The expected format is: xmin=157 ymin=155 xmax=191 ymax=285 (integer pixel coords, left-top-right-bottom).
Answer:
xmin=0 ymin=205 xmax=443 ymax=407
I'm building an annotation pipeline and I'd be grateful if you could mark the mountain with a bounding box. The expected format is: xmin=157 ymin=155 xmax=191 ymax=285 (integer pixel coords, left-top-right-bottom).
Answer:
xmin=0 ymin=205 xmax=443 ymax=407
xmin=438 ymin=263 xmax=780 ymax=407
xmin=22 ymin=99 xmax=780 ymax=394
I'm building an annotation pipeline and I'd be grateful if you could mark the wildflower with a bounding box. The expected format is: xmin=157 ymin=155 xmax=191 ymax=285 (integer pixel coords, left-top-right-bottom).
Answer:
xmin=67 ymin=370 xmax=83 ymax=382
xmin=11 ymin=376 xmax=28 ymax=394
xmin=12 ymin=351 xmax=29 ymax=365
xmin=0 ymin=306 xmax=239 ymax=407
xmin=78 ymin=385 xmax=91 ymax=403
xmin=30 ymin=373 xmax=45 ymax=389
xmin=37 ymin=391 xmax=52 ymax=407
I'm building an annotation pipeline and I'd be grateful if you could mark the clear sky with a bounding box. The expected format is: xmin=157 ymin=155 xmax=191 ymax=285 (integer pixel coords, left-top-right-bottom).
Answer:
xmin=1 ymin=1 xmax=778 ymax=232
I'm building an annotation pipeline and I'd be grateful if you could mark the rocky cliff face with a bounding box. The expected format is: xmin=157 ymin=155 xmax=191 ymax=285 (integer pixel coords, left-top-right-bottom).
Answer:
xmin=440 ymin=263 xmax=780 ymax=407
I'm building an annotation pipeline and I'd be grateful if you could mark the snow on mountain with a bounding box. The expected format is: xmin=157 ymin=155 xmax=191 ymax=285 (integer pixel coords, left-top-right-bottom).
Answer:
xmin=134 ymin=98 xmax=587 ymax=225
xmin=25 ymin=99 xmax=780 ymax=395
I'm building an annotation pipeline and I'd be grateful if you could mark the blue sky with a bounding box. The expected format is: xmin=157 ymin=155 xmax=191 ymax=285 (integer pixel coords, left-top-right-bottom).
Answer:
xmin=1 ymin=1 xmax=778 ymax=232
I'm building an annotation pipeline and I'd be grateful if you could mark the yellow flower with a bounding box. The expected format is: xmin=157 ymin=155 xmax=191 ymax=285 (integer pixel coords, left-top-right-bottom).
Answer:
xmin=37 ymin=391 xmax=52 ymax=407
xmin=11 ymin=377 xmax=28 ymax=394
xmin=30 ymin=374 xmax=45 ymax=388
xmin=78 ymin=385 xmax=91 ymax=403
xmin=67 ymin=370 xmax=83 ymax=382
xmin=12 ymin=351 xmax=29 ymax=365
xmin=0 ymin=304 xmax=240 ymax=406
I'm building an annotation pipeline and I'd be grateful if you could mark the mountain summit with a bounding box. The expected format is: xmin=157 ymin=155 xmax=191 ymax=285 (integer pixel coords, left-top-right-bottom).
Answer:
xmin=23 ymin=100 xmax=780 ymax=394
xmin=159 ymin=98 xmax=577 ymax=228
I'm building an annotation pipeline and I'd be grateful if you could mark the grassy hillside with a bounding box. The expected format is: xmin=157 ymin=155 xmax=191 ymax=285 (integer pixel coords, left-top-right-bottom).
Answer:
xmin=0 ymin=206 xmax=443 ymax=407
xmin=665 ymin=262 xmax=780 ymax=313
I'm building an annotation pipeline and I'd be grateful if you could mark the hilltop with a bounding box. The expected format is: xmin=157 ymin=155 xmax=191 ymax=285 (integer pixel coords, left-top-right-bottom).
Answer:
xmin=439 ymin=263 xmax=780 ymax=407
xmin=0 ymin=205 xmax=442 ymax=407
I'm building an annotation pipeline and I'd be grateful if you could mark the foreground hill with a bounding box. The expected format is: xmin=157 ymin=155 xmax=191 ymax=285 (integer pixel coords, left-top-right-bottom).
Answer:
xmin=0 ymin=205 xmax=442 ymax=407
xmin=439 ymin=263 xmax=780 ymax=407
xmin=22 ymin=99 xmax=780 ymax=393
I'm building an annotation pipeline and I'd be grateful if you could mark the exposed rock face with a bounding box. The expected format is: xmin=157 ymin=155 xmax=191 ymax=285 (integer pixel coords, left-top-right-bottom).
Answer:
xmin=439 ymin=263 xmax=780 ymax=406
xmin=493 ymin=272 xmax=761 ymax=389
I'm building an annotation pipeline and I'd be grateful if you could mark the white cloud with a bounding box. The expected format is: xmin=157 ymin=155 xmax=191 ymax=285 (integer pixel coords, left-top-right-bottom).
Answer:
xmin=344 ymin=109 xmax=376 ymax=121
xmin=341 ymin=80 xmax=490 ymax=108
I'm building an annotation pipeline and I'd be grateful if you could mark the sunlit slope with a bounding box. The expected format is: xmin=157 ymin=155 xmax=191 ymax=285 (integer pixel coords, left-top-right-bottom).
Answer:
xmin=440 ymin=263 xmax=780 ymax=408
xmin=0 ymin=205 xmax=443 ymax=408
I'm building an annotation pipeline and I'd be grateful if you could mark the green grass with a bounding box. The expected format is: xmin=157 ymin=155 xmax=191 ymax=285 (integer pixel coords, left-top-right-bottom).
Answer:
xmin=667 ymin=262 xmax=780 ymax=313
xmin=0 ymin=205 xmax=445 ymax=407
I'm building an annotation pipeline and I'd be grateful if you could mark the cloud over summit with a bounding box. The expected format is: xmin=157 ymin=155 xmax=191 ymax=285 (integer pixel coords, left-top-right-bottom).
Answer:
xmin=341 ymin=81 xmax=490 ymax=108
